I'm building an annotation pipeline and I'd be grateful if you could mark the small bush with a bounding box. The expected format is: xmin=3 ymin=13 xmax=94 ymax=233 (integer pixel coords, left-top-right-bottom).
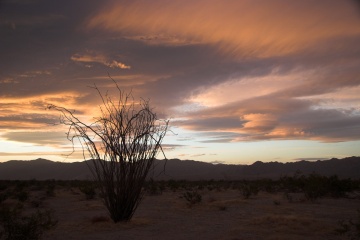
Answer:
xmin=167 ymin=180 xmax=180 ymax=192
xmin=79 ymin=185 xmax=96 ymax=200
xmin=182 ymin=190 xmax=202 ymax=206
xmin=335 ymin=209 xmax=360 ymax=239
xmin=240 ymin=183 xmax=259 ymax=199
xmin=45 ymin=182 xmax=56 ymax=197
xmin=0 ymin=192 xmax=9 ymax=204
xmin=0 ymin=205 xmax=57 ymax=240
xmin=145 ymin=179 xmax=162 ymax=196
xmin=15 ymin=181 xmax=28 ymax=192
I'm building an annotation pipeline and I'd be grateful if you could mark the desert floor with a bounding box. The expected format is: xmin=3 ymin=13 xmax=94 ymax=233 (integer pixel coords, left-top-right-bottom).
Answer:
xmin=21 ymin=186 xmax=358 ymax=240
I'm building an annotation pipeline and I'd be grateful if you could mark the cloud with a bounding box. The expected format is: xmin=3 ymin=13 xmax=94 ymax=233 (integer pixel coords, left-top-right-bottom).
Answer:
xmin=178 ymin=94 xmax=360 ymax=142
xmin=191 ymin=153 xmax=206 ymax=157
xmin=87 ymin=0 xmax=360 ymax=57
xmin=17 ymin=70 xmax=51 ymax=78
xmin=71 ymin=53 xmax=131 ymax=69
xmin=1 ymin=131 xmax=68 ymax=146
xmin=176 ymin=116 xmax=246 ymax=132
xmin=0 ymin=114 xmax=57 ymax=129
xmin=209 ymin=160 xmax=225 ymax=165
xmin=160 ymin=144 xmax=185 ymax=151
xmin=0 ymin=92 xmax=95 ymax=131
xmin=0 ymin=78 xmax=18 ymax=84
xmin=293 ymin=158 xmax=330 ymax=161
xmin=124 ymin=34 xmax=198 ymax=47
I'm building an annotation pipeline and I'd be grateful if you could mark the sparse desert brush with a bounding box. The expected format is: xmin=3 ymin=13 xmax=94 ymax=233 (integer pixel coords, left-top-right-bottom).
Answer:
xmin=166 ymin=180 xmax=181 ymax=192
xmin=0 ymin=205 xmax=57 ymax=240
xmin=335 ymin=209 xmax=360 ymax=239
xmin=14 ymin=181 xmax=28 ymax=192
xmin=0 ymin=192 xmax=9 ymax=204
xmin=240 ymin=182 xmax=259 ymax=199
xmin=0 ymin=182 xmax=9 ymax=192
xmin=182 ymin=190 xmax=202 ymax=207
xmin=145 ymin=179 xmax=163 ymax=196
xmin=79 ymin=184 xmax=97 ymax=200
xmin=278 ymin=173 xmax=359 ymax=202
xmin=44 ymin=181 xmax=56 ymax=197
xmin=16 ymin=190 xmax=29 ymax=203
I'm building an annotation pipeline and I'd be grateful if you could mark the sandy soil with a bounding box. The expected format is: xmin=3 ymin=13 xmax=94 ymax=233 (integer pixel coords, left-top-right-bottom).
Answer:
xmin=23 ymin=187 xmax=359 ymax=240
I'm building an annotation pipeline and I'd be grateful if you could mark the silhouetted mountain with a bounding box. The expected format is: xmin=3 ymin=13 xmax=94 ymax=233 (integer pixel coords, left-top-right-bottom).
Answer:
xmin=0 ymin=157 xmax=359 ymax=180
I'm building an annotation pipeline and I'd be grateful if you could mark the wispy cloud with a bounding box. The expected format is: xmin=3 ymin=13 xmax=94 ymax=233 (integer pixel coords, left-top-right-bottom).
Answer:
xmin=71 ymin=53 xmax=131 ymax=69
xmin=1 ymin=131 xmax=68 ymax=146
xmin=293 ymin=158 xmax=330 ymax=161
xmin=87 ymin=0 xmax=360 ymax=57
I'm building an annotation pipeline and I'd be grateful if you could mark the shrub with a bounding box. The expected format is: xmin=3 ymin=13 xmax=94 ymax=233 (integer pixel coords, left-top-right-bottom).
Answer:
xmin=303 ymin=174 xmax=327 ymax=201
xmin=335 ymin=209 xmax=360 ymax=239
xmin=0 ymin=205 xmax=57 ymax=240
xmin=182 ymin=190 xmax=202 ymax=206
xmin=240 ymin=182 xmax=259 ymax=199
xmin=79 ymin=184 xmax=96 ymax=200
xmin=167 ymin=180 xmax=180 ymax=192
xmin=45 ymin=181 xmax=56 ymax=197
xmin=48 ymin=83 xmax=169 ymax=222
xmin=145 ymin=179 xmax=162 ymax=196
xmin=0 ymin=192 xmax=9 ymax=204
xmin=14 ymin=181 xmax=28 ymax=192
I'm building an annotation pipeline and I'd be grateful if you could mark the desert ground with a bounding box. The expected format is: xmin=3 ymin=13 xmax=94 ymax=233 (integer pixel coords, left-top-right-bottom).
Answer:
xmin=1 ymin=180 xmax=359 ymax=240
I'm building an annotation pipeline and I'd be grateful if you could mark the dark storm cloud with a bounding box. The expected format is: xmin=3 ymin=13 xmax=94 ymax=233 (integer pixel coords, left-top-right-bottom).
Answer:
xmin=0 ymin=0 xmax=111 ymax=97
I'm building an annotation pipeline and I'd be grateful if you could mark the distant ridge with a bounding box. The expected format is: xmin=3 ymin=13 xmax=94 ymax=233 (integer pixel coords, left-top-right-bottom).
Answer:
xmin=0 ymin=157 xmax=359 ymax=180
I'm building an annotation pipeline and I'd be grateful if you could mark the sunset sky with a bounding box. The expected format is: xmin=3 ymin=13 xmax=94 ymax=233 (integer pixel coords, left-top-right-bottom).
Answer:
xmin=1 ymin=0 xmax=360 ymax=164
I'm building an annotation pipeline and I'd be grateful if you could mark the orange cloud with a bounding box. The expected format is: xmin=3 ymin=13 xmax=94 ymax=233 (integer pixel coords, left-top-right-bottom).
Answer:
xmin=241 ymin=113 xmax=277 ymax=133
xmin=71 ymin=53 xmax=131 ymax=69
xmin=87 ymin=0 xmax=360 ymax=58
xmin=189 ymin=70 xmax=312 ymax=107
xmin=0 ymin=92 xmax=93 ymax=130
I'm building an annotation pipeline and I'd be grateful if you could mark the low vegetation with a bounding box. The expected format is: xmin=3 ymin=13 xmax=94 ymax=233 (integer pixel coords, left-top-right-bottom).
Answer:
xmin=0 ymin=180 xmax=58 ymax=240
xmin=182 ymin=190 xmax=202 ymax=207
xmin=335 ymin=209 xmax=360 ymax=239
xmin=0 ymin=206 xmax=57 ymax=240
xmin=0 ymin=173 xmax=359 ymax=238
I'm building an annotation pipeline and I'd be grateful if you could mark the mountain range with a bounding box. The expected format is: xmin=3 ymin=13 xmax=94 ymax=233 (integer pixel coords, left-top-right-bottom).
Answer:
xmin=0 ymin=157 xmax=359 ymax=180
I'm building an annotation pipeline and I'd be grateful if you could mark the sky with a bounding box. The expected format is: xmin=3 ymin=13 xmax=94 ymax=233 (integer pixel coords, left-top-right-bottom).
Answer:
xmin=1 ymin=0 xmax=360 ymax=164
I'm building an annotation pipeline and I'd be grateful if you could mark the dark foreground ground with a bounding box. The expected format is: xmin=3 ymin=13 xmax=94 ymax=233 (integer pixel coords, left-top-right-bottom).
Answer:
xmin=1 ymin=178 xmax=359 ymax=240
